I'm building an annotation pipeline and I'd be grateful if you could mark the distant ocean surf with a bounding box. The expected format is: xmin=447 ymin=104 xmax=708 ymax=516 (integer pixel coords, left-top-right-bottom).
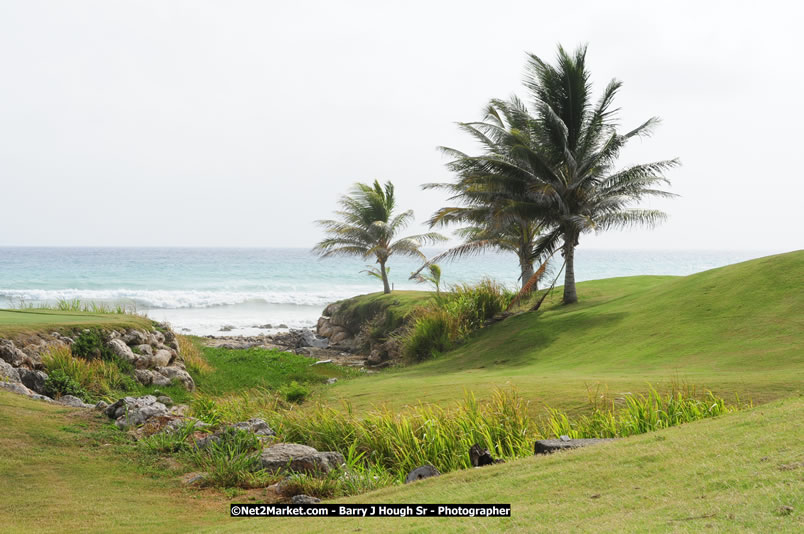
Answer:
xmin=0 ymin=247 xmax=779 ymax=336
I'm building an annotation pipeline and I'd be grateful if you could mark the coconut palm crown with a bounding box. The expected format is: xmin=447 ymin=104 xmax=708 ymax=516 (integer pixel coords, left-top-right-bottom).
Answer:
xmin=437 ymin=44 xmax=678 ymax=303
xmin=313 ymin=180 xmax=446 ymax=294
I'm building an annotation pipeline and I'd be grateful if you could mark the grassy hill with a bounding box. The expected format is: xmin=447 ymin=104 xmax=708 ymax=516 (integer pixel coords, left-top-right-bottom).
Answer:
xmin=326 ymin=251 xmax=804 ymax=413
xmin=1 ymin=388 xmax=800 ymax=533
xmin=0 ymin=308 xmax=153 ymax=338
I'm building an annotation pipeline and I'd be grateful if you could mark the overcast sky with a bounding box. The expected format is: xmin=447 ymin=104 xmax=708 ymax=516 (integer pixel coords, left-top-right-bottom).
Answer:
xmin=1 ymin=0 xmax=801 ymax=250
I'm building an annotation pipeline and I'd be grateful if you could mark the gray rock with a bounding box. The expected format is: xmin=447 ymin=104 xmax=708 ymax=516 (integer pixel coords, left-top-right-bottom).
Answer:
xmin=0 ymin=358 xmax=21 ymax=383
xmin=95 ymin=400 xmax=109 ymax=411
xmin=108 ymin=338 xmax=138 ymax=364
xmin=151 ymin=349 xmax=173 ymax=367
xmin=18 ymin=369 xmax=48 ymax=394
xmin=260 ymin=443 xmax=344 ymax=475
xmin=0 ymin=339 xmax=28 ymax=367
xmin=405 ymin=465 xmax=441 ymax=483
xmin=219 ymin=325 xmax=235 ymax=332
xmin=298 ymin=329 xmax=328 ymax=349
xmin=326 ymin=378 xmax=337 ymax=385
xmin=104 ymin=395 xmax=169 ymax=428
xmin=533 ymin=438 xmax=616 ymax=454
xmin=151 ymin=330 xmax=166 ymax=344
xmin=0 ymin=380 xmax=53 ymax=402
xmin=155 ymin=366 xmax=195 ymax=390
xmin=291 ymin=495 xmax=321 ymax=504
xmin=123 ymin=329 xmax=149 ymax=346
xmin=134 ymin=344 xmax=153 ymax=356
xmin=183 ymin=472 xmax=207 ymax=486
xmin=58 ymin=395 xmax=93 ymax=408
xmin=156 ymin=395 xmax=173 ymax=406
xmin=469 ymin=444 xmax=496 ymax=467
xmin=278 ymin=324 xmax=288 ymax=329
xmin=231 ymin=418 xmax=275 ymax=438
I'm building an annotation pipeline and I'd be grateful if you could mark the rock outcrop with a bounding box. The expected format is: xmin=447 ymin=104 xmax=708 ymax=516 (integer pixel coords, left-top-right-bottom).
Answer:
xmin=259 ymin=443 xmax=345 ymax=475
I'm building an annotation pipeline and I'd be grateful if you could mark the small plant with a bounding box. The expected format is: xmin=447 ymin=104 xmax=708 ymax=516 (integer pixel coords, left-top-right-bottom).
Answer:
xmin=191 ymin=396 xmax=224 ymax=425
xmin=139 ymin=421 xmax=200 ymax=454
xmin=177 ymin=335 xmax=213 ymax=375
xmin=43 ymin=369 xmax=89 ymax=400
xmin=282 ymin=381 xmax=310 ymax=403
xmin=188 ymin=428 xmax=264 ymax=487
xmin=71 ymin=329 xmax=114 ymax=361
xmin=412 ymin=263 xmax=442 ymax=294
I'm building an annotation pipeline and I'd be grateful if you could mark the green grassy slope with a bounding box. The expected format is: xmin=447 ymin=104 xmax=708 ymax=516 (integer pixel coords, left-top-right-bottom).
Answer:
xmin=0 ymin=309 xmax=153 ymax=337
xmin=327 ymin=251 xmax=804 ymax=413
xmin=2 ymin=388 xmax=799 ymax=533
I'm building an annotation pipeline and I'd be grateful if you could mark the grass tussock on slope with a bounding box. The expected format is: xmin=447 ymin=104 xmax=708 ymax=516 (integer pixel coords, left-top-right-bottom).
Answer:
xmin=327 ymin=251 xmax=804 ymax=413
xmin=223 ymin=396 xmax=804 ymax=534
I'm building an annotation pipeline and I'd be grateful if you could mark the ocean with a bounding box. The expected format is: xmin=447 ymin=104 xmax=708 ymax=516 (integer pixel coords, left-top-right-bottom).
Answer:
xmin=0 ymin=247 xmax=780 ymax=336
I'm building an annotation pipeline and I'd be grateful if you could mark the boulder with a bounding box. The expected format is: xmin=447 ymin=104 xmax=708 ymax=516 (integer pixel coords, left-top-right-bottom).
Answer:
xmin=156 ymin=395 xmax=173 ymax=406
xmin=108 ymin=339 xmax=138 ymax=364
xmin=151 ymin=349 xmax=173 ymax=367
xmin=134 ymin=344 xmax=153 ymax=356
xmin=123 ymin=329 xmax=149 ymax=346
xmin=533 ymin=438 xmax=616 ymax=455
xmin=58 ymin=395 xmax=93 ymax=408
xmin=155 ymin=366 xmax=195 ymax=390
xmin=0 ymin=339 xmax=28 ymax=367
xmin=0 ymin=358 xmax=21 ymax=383
xmin=469 ymin=443 xmax=499 ymax=467
xmin=151 ymin=330 xmax=166 ymax=345
xmin=0 ymin=380 xmax=53 ymax=402
xmin=297 ymin=329 xmax=328 ymax=349
xmin=291 ymin=495 xmax=321 ymax=504
xmin=104 ymin=395 xmax=169 ymax=429
xmin=405 ymin=465 xmax=441 ymax=483
xmin=18 ymin=369 xmax=48 ymax=394
xmin=95 ymin=400 xmax=109 ymax=411
xmin=259 ymin=443 xmax=344 ymax=475
xmin=232 ymin=418 xmax=275 ymax=438
xmin=328 ymin=328 xmax=350 ymax=345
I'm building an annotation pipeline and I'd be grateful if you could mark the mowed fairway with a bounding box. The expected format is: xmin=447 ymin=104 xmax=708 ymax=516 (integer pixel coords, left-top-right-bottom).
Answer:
xmin=0 ymin=309 xmax=152 ymax=338
xmin=325 ymin=251 xmax=804 ymax=413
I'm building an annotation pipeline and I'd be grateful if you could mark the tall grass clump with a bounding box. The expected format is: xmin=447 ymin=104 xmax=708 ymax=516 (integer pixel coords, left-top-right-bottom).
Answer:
xmin=42 ymin=345 xmax=135 ymax=399
xmin=402 ymin=279 xmax=514 ymax=361
xmin=177 ymin=335 xmax=213 ymax=375
xmin=187 ymin=428 xmax=269 ymax=488
xmin=270 ymin=388 xmax=533 ymax=481
xmin=541 ymin=387 xmax=746 ymax=439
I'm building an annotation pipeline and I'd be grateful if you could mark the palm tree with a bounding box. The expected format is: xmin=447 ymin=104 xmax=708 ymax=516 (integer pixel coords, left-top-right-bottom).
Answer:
xmin=313 ymin=180 xmax=446 ymax=294
xmin=439 ymin=45 xmax=678 ymax=304
xmin=421 ymin=100 xmax=548 ymax=289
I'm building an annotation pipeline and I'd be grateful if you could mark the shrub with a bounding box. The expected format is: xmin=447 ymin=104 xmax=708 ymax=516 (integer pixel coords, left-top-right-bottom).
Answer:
xmin=191 ymin=396 xmax=224 ymax=426
xmin=43 ymin=369 xmax=89 ymax=400
xmin=401 ymin=279 xmax=514 ymax=361
xmin=282 ymin=381 xmax=310 ymax=403
xmin=43 ymin=346 xmax=135 ymax=397
xmin=70 ymin=329 xmax=113 ymax=361
xmin=139 ymin=421 xmax=200 ymax=454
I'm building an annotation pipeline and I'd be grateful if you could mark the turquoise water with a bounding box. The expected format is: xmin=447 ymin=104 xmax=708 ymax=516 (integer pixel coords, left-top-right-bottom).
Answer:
xmin=0 ymin=247 xmax=779 ymax=335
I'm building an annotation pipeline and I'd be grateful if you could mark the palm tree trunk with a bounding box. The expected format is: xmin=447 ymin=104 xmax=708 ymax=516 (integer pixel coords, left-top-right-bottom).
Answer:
xmin=562 ymin=236 xmax=578 ymax=304
xmin=379 ymin=259 xmax=391 ymax=294
xmin=519 ymin=256 xmax=535 ymax=290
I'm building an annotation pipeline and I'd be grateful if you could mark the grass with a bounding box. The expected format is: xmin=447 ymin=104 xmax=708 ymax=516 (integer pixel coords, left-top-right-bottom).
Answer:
xmin=1 ymin=388 xmax=800 ymax=533
xmin=324 ymin=251 xmax=804 ymax=414
xmin=252 ymin=396 xmax=804 ymax=534
xmin=191 ymin=344 xmax=358 ymax=396
xmin=0 ymin=308 xmax=153 ymax=338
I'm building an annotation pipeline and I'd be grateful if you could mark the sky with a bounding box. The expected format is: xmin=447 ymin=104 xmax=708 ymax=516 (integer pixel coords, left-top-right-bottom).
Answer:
xmin=0 ymin=0 xmax=802 ymax=251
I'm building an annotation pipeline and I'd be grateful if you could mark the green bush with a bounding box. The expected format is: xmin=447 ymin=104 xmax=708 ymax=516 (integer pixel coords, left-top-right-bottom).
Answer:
xmin=70 ymin=329 xmax=113 ymax=361
xmin=282 ymin=381 xmax=310 ymax=403
xmin=402 ymin=279 xmax=514 ymax=361
xmin=43 ymin=369 xmax=89 ymax=400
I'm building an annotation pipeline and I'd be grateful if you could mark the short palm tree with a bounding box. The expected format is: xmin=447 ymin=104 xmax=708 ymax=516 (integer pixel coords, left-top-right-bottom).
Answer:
xmin=314 ymin=180 xmax=446 ymax=294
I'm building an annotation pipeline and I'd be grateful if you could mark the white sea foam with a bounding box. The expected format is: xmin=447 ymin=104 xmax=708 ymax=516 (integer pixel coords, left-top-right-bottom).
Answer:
xmin=0 ymin=287 xmax=379 ymax=309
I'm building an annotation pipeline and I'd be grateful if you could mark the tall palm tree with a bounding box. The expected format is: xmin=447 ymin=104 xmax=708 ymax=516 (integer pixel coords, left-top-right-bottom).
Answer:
xmin=313 ymin=180 xmax=445 ymax=294
xmin=439 ymin=45 xmax=678 ymax=304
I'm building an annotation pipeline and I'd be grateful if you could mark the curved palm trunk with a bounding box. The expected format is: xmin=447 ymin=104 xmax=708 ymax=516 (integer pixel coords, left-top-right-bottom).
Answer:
xmin=562 ymin=236 xmax=578 ymax=304
xmin=379 ymin=258 xmax=391 ymax=294
xmin=519 ymin=256 xmax=535 ymax=290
